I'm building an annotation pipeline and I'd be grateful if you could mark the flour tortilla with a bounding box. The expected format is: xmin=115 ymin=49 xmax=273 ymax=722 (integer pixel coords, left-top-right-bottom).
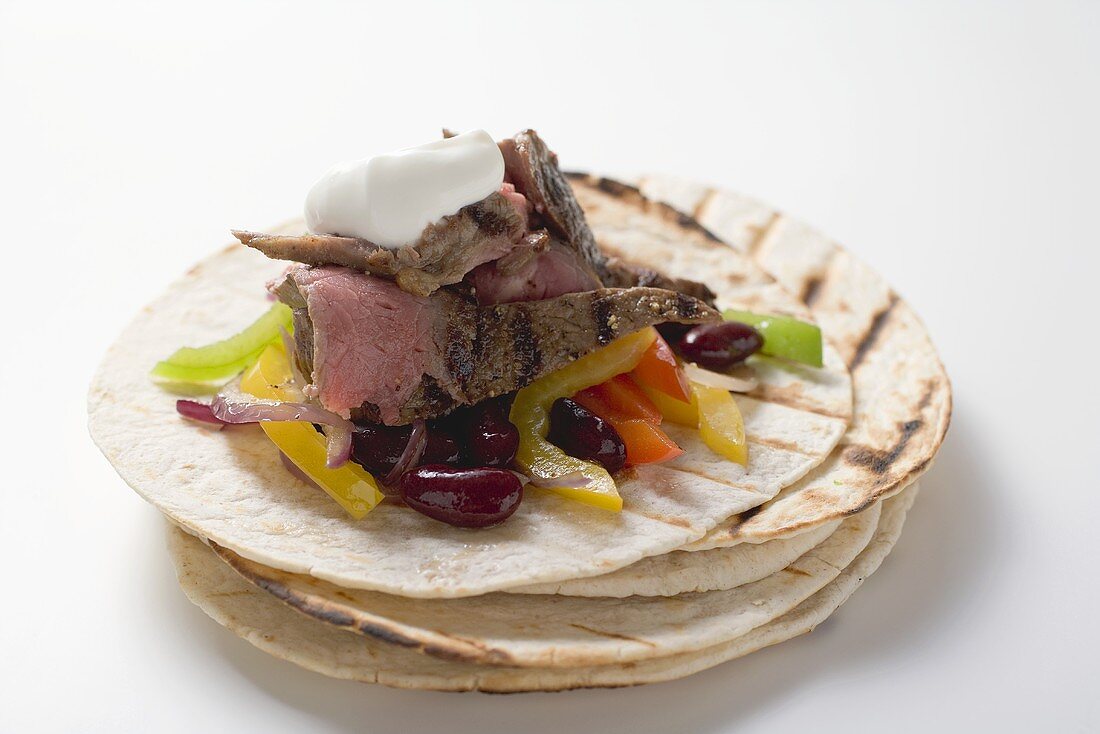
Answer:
xmin=491 ymin=177 xmax=947 ymax=600
xmin=511 ymin=518 xmax=840 ymax=597
xmin=571 ymin=175 xmax=950 ymax=546
xmin=210 ymin=499 xmax=878 ymax=668
xmin=167 ymin=486 xmax=917 ymax=691
xmin=89 ymin=196 xmax=850 ymax=598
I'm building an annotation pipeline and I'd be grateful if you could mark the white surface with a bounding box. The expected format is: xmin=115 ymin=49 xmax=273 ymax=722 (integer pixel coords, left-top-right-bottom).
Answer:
xmin=2 ymin=1 xmax=1097 ymax=731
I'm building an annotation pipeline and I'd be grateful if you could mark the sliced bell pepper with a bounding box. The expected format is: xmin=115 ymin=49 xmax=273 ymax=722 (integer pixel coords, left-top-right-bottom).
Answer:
xmin=630 ymin=334 xmax=692 ymax=402
xmin=574 ymin=387 xmax=683 ymax=465
xmin=693 ymin=383 xmax=748 ymax=465
xmin=641 ymin=380 xmax=748 ymax=465
xmin=640 ymin=384 xmax=699 ymax=427
xmin=510 ymin=327 xmax=658 ymax=512
xmin=722 ymin=309 xmax=823 ymax=367
xmin=151 ymin=303 xmax=294 ymax=391
xmin=240 ymin=344 xmax=383 ymax=519
xmin=608 ymin=415 xmax=683 ymax=465
xmin=575 ymin=374 xmax=662 ymax=425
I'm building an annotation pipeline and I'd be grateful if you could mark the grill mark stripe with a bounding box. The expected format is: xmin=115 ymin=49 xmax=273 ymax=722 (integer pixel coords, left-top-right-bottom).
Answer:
xmin=745 ymin=387 xmax=850 ymax=421
xmin=510 ymin=306 xmax=540 ymax=382
xmin=673 ymin=292 xmax=700 ymax=321
xmin=466 ymin=201 xmax=508 ymax=237
xmin=848 ymin=295 xmax=899 ymax=371
xmin=692 ymin=188 xmax=718 ymax=220
xmin=801 ymin=276 xmax=824 ymax=306
xmin=748 ymin=211 xmax=782 ymax=256
xmin=594 ymin=176 xmax=638 ymax=199
xmin=744 ymin=435 xmax=819 ymax=456
xmin=574 ymin=173 xmax=724 ymax=242
xmin=842 ymin=419 xmax=923 ymax=475
xmin=659 ymin=465 xmax=772 ymax=494
xmin=445 ymin=318 xmax=474 ymax=392
xmin=593 ymin=294 xmax=614 ymax=344
xmin=732 ymin=502 xmax=766 ymax=527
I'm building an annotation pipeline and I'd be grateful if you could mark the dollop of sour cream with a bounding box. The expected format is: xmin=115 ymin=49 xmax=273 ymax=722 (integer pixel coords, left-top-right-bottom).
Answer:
xmin=304 ymin=129 xmax=505 ymax=248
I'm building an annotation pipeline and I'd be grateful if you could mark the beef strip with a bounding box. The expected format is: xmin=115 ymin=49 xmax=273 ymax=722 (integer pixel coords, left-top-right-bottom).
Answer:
xmin=497 ymin=130 xmax=716 ymax=307
xmin=467 ymin=230 xmax=601 ymax=305
xmin=248 ymin=128 xmax=714 ymax=308
xmin=276 ymin=265 xmax=718 ymax=425
xmin=235 ymin=189 xmax=526 ymax=297
xmin=602 ymin=256 xmax=717 ymax=306
xmin=499 ymin=130 xmax=613 ymax=283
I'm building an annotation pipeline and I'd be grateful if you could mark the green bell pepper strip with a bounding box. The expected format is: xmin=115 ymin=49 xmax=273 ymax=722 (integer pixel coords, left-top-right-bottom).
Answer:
xmin=722 ymin=309 xmax=823 ymax=367
xmin=150 ymin=303 xmax=294 ymax=390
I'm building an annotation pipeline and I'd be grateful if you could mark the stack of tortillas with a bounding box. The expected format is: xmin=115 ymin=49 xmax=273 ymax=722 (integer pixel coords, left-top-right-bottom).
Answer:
xmin=89 ymin=175 xmax=950 ymax=692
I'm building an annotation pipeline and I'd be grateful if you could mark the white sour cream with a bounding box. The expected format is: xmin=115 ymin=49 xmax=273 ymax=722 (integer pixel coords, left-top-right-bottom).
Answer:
xmin=304 ymin=129 xmax=505 ymax=248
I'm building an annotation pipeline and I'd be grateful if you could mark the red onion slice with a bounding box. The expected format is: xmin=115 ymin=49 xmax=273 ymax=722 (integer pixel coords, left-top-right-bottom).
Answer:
xmin=176 ymin=399 xmax=226 ymax=429
xmin=383 ymin=419 xmax=426 ymax=485
xmin=324 ymin=426 xmax=353 ymax=469
xmin=210 ymin=392 xmax=356 ymax=433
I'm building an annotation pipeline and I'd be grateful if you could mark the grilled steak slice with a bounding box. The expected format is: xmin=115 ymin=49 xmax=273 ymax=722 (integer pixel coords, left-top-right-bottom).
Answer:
xmin=467 ymin=230 xmax=601 ymax=305
xmin=500 ymin=130 xmax=612 ymax=283
xmin=497 ymin=129 xmax=716 ymax=308
xmin=467 ymin=232 xmax=715 ymax=307
xmin=276 ymin=265 xmax=719 ymax=425
xmin=235 ymin=188 xmax=527 ymax=297
xmin=603 ymin=256 xmax=717 ymax=307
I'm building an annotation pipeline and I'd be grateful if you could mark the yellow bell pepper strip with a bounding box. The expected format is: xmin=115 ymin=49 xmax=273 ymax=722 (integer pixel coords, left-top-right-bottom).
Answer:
xmin=509 ymin=327 xmax=658 ymax=512
xmin=641 ymin=381 xmax=748 ymax=465
xmin=639 ymin=384 xmax=699 ymax=427
xmin=240 ymin=344 xmax=383 ymax=519
xmin=693 ymin=383 xmax=748 ymax=465
xmin=151 ymin=303 xmax=294 ymax=391
xmin=722 ymin=309 xmax=823 ymax=368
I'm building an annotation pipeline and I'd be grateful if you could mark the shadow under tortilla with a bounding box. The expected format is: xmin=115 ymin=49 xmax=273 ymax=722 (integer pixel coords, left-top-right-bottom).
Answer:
xmin=147 ymin=402 xmax=995 ymax=734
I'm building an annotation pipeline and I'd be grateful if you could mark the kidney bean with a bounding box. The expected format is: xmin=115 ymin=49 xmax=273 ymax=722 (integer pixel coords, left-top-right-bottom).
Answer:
xmin=548 ymin=398 xmax=626 ymax=473
xmin=400 ymin=465 xmax=523 ymax=528
xmin=677 ymin=322 xmax=763 ymax=370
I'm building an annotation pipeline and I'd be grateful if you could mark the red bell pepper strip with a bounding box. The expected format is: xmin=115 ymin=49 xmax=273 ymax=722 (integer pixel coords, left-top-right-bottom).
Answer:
xmin=629 ymin=334 xmax=692 ymax=402
xmin=613 ymin=420 xmax=684 ymax=465
xmin=575 ymin=374 xmax=662 ymax=425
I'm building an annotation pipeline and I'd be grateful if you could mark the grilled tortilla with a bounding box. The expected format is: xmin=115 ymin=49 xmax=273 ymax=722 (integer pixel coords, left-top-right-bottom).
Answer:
xmin=616 ymin=174 xmax=950 ymax=546
xmin=88 ymin=186 xmax=853 ymax=598
xmin=165 ymin=486 xmax=917 ymax=691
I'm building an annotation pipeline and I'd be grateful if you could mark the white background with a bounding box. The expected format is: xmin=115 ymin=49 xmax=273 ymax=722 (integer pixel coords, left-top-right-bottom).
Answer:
xmin=2 ymin=1 xmax=1097 ymax=731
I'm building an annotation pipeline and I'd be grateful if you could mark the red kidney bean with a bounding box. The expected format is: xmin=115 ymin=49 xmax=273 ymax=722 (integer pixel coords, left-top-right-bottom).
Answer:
xmin=464 ymin=397 xmax=519 ymax=467
xmin=400 ymin=465 xmax=523 ymax=528
xmin=677 ymin=322 xmax=763 ymax=370
xmin=548 ymin=398 xmax=626 ymax=473
xmin=350 ymin=422 xmax=413 ymax=476
xmin=421 ymin=420 xmax=463 ymax=465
